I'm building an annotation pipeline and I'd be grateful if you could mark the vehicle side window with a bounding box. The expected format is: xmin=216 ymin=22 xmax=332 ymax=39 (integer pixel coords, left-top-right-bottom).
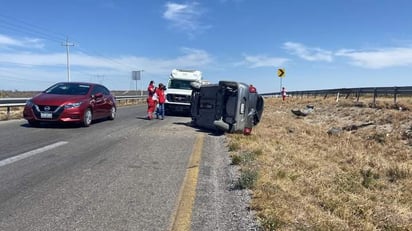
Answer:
xmin=91 ymin=85 xmax=110 ymax=96
xmin=91 ymin=86 xmax=101 ymax=96
xmin=100 ymin=86 xmax=110 ymax=95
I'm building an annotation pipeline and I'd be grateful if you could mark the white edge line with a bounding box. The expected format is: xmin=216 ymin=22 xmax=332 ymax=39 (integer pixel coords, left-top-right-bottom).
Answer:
xmin=0 ymin=141 xmax=68 ymax=167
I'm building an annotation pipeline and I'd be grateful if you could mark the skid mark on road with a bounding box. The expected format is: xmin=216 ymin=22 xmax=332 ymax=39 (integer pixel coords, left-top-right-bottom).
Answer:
xmin=0 ymin=141 xmax=68 ymax=167
xmin=169 ymin=133 xmax=204 ymax=231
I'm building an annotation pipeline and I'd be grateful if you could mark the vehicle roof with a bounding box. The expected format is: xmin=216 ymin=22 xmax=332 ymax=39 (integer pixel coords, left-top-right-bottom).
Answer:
xmin=54 ymin=82 xmax=100 ymax=85
xmin=170 ymin=69 xmax=202 ymax=80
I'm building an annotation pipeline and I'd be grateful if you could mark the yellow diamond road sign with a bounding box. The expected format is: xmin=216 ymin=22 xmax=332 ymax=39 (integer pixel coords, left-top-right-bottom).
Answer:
xmin=277 ymin=68 xmax=285 ymax=78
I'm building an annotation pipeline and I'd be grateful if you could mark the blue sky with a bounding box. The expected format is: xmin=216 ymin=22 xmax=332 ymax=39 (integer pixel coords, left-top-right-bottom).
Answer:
xmin=1 ymin=0 xmax=412 ymax=93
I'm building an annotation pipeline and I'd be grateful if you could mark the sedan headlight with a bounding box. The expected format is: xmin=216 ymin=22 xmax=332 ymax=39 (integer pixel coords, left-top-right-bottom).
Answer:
xmin=25 ymin=99 xmax=34 ymax=107
xmin=64 ymin=102 xmax=82 ymax=109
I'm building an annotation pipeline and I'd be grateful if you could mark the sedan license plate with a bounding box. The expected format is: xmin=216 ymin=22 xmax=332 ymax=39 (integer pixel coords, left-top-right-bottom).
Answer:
xmin=40 ymin=112 xmax=52 ymax=119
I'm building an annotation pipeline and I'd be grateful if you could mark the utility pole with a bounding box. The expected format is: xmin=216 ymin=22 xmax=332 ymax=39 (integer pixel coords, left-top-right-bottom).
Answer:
xmin=62 ymin=37 xmax=74 ymax=82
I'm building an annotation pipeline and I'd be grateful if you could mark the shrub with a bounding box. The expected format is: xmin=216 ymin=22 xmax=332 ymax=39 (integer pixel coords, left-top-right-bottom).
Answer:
xmin=360 ymin=168 xmax=380 ymax=188
xmin=231 ymin=155 xmax=242 ymax=165
xmin=236 ymin=169 xmax=258 ymax=189
xmin=387 ymin=165 xmax=410 ymax=183
xmin=228 ymin=142 xmax=240 ymax=152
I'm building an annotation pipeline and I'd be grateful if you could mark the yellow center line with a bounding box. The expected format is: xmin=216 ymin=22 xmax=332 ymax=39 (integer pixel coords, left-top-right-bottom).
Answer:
xmin=169 ymin=133 xmax=204 ymax=231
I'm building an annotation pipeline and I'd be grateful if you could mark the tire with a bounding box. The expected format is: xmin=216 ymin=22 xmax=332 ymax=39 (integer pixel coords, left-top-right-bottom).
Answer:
xmin=82 ymin=108 xmax=92 ymax=127
xmin=108 ymin=106 xmax=116 ymax=120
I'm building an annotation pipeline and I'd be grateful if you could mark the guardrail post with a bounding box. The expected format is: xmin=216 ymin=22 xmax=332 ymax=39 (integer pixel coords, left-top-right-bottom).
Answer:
xmin=373 ymin=88 xmax=377 ymax=107
xmin=345 ymin=91 xmax=350 ymax=99
xmin=336 ymin=92 xmax=340 ymax=102
xmin=7 ymin=106 xmax=10 ymax=120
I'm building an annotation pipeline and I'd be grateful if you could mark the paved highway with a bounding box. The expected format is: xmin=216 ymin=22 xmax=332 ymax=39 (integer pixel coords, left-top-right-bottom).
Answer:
xmin=0 ymin=105 xmax=259 ymax=230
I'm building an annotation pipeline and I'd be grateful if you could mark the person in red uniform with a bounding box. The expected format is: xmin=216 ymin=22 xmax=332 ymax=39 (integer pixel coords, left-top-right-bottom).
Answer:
xmin=155 ymin=83 xmax=167 ymax=120
xmin=249 ymin=84 xmax=256 ymax=93
xmin=146 ymin=80 xmax=156 ymax=120
xmin=281 ymin=87 xmax=287 ymax=101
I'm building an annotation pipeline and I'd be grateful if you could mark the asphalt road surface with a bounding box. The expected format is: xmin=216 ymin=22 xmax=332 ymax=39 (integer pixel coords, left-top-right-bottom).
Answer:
xmin=0 ymin=105 xmax=260 ymax=231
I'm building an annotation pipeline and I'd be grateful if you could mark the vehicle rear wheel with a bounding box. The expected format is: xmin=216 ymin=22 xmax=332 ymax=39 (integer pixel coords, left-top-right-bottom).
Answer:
xmin=82 ymin=108 xmax=92 ymax=127
xmin=108 ymin=106 xmax=116 ymax=120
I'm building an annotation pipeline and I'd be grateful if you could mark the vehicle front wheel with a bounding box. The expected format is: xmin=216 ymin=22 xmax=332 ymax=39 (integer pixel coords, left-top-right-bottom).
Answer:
xmin=82 ymin=108 xmax=92 ymax=127
xmin=108 ymin=106 xmax=116 ymax=120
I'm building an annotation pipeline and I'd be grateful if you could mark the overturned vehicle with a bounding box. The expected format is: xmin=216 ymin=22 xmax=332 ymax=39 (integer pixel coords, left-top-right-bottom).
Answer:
xmin=190 ymin=81 xmax=264 ymax=135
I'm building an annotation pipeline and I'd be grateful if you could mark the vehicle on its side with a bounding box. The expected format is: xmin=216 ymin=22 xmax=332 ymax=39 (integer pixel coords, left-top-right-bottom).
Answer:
xmin=165 ymin=69 xmax=203 ymax=115
xmin=190 ymin=81 xmax=264 ymax=135
xmin=23 ymin=82 xmax=116 ymax=127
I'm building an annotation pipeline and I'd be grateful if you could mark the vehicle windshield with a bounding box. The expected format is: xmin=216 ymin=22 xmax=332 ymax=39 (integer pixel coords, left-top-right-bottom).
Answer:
xmin=44 ymin=83 xmax=91 ymax=95
xmin=168 ymin=79 xmax=193 ymax=90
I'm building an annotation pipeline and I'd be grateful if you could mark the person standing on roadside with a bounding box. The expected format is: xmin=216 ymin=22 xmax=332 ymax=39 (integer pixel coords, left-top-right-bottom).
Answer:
xmin=281 ymin=87 xmax=287 ymax=101
xmin=146 ymin=80 xmax=156 ymax=120
xmin=249 ymin=84 xmax=256 ymax=93
xmin=155 ymin=83 xmax=166 ymax=120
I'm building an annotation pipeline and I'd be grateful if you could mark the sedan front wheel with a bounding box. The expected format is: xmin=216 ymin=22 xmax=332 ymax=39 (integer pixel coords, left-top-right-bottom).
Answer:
xmin=108 ymin=106 xmax=116 ymax=120
xmin=82 ymin=108 xmax=92 ymax=127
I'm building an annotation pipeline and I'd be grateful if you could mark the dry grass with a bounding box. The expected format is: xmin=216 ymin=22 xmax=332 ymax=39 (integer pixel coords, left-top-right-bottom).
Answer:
xmin=0 ymin=107 xmax=25 ymax=120
xmin=228 ymin=96 xmax=412 ymax=230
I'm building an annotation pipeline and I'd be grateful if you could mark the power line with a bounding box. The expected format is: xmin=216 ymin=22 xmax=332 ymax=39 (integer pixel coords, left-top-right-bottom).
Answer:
xmin=0 ymin=13 xmax=146 ymax=86
xmin=0 ymin=13 xmax=66 ymax=43
xmin=0 ymin=13 xmax=136 ymax=72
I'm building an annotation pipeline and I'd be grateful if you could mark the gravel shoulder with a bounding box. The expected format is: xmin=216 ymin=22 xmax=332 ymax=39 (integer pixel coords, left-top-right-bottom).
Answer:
xmin=191 ymin=133 xmax=261 ymax=230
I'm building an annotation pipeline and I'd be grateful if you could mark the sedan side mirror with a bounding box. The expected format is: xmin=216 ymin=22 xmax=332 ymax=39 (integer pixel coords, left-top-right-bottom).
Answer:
xmin=93 ymin=92 xmax=103 ymax=98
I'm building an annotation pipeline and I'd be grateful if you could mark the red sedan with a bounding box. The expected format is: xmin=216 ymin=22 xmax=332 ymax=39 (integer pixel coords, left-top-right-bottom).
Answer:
xmin=23 ymin=82 xmax=116 ymax=127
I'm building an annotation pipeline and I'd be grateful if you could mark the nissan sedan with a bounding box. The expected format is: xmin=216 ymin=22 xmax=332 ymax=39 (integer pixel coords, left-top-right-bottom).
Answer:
xmin=23 ymin=82 xmax=116 ymax=127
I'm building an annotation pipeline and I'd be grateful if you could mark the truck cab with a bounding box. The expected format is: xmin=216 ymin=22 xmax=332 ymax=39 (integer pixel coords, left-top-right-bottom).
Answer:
xmin=165 ymin=69 xmax=202 ymax=115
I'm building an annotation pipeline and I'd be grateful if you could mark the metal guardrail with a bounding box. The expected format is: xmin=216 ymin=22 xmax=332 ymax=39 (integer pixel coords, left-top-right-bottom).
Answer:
xmin=0 ymin=95 xmax=146 ymax=120
xmin=2 ymin=86 xmax=412 ymax=119
xmin=261 ymin=86 xmax=412 ymax=104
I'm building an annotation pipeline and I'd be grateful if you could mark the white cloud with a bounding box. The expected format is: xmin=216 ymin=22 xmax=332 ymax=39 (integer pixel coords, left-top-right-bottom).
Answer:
xmin=0 ymin=45 xmax=213 ymax=90
xmin=0 ymin=47 xmax=212 ymax=75
xmin=240 ymin=54 xmax=289 ymax=68
xmin=117 ymin=47 xmax=213 ymax=74
xmin=283 ymin=42 xmax=333 ymax=62
xmin=283 ymin=41 xmax=412 ymax=69
xmin=335 ymin=48 xmax=412 ymax=69
xmin=163 ymin=2 xmax=208 ymax=35
xmin=0 ymin=34 xmax=44 ymax=49
xmin=175 ymin=47 xmax=212 ymax=66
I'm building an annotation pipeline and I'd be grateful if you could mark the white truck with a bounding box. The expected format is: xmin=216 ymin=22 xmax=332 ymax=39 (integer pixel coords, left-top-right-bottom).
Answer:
xmin=165 ymin=69 xmax=203 ymax=115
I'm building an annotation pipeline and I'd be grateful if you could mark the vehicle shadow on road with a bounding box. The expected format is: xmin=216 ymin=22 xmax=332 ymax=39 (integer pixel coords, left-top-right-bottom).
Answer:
xmin=173 ymin=122 xmax=225 ymax=136
xmin=20 ymin=118 xmax=109 ymax=129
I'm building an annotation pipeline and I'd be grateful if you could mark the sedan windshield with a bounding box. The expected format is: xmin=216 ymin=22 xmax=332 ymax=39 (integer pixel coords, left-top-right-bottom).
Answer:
xmin=44 ymin=83 xmax=91 ymax=95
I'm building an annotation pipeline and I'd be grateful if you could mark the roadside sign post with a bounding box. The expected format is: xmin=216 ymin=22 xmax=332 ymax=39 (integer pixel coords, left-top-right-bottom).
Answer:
xmin=132 ymin=70 xmax=144 ymax=96
xmin=277 ymin=68 xmax=285 ymax=91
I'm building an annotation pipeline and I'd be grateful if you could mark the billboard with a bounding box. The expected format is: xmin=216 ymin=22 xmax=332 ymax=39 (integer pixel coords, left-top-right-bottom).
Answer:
xmin=132 ymin=71 xmax=141 ymax=80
